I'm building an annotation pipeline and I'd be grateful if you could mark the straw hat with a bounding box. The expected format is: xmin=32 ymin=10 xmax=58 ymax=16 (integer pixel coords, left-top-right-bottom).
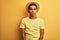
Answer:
xmin=26 ymin=2 xmax=40 ymax=12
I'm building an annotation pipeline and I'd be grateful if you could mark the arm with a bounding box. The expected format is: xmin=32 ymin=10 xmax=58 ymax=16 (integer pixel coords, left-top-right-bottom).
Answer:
xmin=21 ymin=28 xmax=26 ymax=40
xmin=39 ymin=29 xmax=44 ymax=40
xmin=20 ymin=19 xmax=26 ymax=40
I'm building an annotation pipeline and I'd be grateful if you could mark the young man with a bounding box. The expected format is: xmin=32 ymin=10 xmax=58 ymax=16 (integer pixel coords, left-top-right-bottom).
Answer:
xmin=20 ymin=2 xmax=45 ymax=40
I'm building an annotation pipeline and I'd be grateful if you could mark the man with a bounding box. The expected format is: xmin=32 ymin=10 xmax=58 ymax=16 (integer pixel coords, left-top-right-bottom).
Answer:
xmin=20 ymin=2 xmax=45 ymax=40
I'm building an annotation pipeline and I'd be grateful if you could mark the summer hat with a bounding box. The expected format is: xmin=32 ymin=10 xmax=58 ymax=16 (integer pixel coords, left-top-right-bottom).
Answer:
xmin=26 ymin=2 xmax=40 ymax=12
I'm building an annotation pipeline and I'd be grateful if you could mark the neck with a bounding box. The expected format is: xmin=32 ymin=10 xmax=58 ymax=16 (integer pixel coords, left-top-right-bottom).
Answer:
xmin=29 ymin=15 xmax=37 ymax=19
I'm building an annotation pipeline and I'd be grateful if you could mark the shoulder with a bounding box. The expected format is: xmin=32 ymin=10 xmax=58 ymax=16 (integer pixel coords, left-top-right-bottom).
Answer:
xmin=37 ymin=18 xmax=44 ymax=23
xmin=38 ymin=17 xmax=44 ymax=21
xmin=22 ymin=17 xmax=28 ymax=21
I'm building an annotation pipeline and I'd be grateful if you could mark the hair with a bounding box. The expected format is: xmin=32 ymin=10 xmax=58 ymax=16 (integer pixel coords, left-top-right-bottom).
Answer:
xmin=26 ymin=2 xmax=40 ymax=12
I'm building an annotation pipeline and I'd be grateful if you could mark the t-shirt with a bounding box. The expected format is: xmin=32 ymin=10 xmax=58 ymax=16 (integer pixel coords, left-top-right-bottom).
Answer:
xmin=20 ymin=17 xmax=45 ymax=40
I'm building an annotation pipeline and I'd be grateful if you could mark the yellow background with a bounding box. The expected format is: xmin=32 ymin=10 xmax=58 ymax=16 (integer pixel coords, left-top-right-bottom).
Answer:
xmin=0 ymin=0 xmax=60 ymax=40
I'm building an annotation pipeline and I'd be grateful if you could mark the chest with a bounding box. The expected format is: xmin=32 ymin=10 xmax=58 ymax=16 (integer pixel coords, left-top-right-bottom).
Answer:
xmin=25 ymin=20 xmax=41 ymax=29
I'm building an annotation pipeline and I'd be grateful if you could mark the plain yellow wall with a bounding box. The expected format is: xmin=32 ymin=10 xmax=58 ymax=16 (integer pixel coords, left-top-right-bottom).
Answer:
xmin=1 ymin=0 xmax=60 ymax=40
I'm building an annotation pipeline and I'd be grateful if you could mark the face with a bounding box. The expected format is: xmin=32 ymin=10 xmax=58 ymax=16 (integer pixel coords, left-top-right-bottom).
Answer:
xmin=28 ymin=5 xmax=37 ymax=16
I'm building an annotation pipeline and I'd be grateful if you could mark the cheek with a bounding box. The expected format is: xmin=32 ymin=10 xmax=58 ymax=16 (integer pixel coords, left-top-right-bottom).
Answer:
xmin=34 ymin=10 xmax=37 ymax=12
xmin=29 ymin=10 xmax=32 ymax=13
xmin=33 ymin=10 xmax=37 ymax=13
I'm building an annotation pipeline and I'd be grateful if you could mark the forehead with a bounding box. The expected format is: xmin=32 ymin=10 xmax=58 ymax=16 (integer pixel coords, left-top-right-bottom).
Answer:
xmin=30 ymin=5 xmax=37 ymax=8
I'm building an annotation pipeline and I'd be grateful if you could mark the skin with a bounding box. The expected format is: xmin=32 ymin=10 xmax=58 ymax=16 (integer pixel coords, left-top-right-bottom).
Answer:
xmin=39 ymin=29 xmax=44 ymax=40
xmin=28 ymin=5 xmax=37 ymax=19
xmin=21 ymin=5 xmax=44 ymax=40
xmin=21 ymin=28 xmax=26 ymax=40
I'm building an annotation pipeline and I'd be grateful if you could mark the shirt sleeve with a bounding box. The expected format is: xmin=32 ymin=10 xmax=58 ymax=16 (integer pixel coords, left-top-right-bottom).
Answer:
xmin=40 ymin=19 xmax=45 ymax=29
xmin=20 ymin=19 xmax=26 ymax=28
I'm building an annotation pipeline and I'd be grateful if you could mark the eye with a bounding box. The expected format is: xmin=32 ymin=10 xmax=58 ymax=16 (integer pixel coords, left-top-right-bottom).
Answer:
xmin=30 ymin=8 xmax=32 ymax=10
xmin=34 ymin=8 xmax=37 ymax=10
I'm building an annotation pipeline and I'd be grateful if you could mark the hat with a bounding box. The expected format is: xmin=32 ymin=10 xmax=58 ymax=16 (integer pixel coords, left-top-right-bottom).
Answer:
xmin=26 ymin=2 xmax=40 ymax=12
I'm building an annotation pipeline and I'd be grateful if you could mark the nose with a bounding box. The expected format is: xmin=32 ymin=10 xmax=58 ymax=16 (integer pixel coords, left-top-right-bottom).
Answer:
xmin=32 ymin=10 xmax=34 ymax=12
